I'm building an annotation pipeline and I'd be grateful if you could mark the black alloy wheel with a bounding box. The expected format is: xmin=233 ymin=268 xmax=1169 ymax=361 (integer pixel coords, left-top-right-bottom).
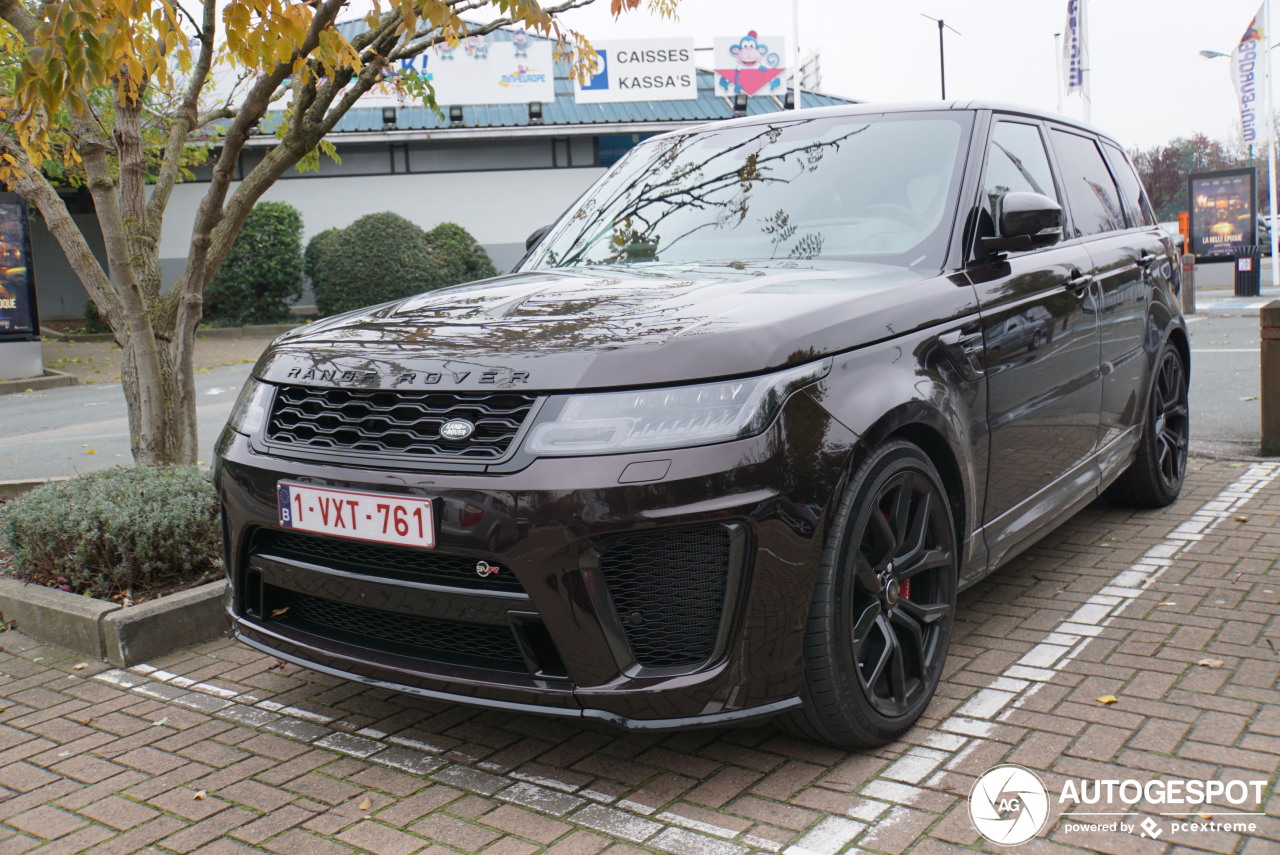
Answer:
xmin=1151 ymin=349 xmax=1190 ymax=492
xmin=1104 ymin=344 xmax=1190 ymax=508
xmin=783 ymin=440 xmax=957 ymax=748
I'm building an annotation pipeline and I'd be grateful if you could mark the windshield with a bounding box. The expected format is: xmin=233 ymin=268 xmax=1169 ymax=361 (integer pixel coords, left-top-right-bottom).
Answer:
xmin=525 ymin=111 xmax=972 ymax=271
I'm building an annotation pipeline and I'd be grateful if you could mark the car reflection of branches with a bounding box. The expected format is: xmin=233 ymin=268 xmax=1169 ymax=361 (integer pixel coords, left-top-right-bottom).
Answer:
xmin=545 ymin=122 xmax=868 ymax=267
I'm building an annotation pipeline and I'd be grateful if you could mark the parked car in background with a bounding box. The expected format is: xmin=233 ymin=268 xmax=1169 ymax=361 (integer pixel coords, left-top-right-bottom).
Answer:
xmin=217 ymin=102 xmax=1188 ymax=748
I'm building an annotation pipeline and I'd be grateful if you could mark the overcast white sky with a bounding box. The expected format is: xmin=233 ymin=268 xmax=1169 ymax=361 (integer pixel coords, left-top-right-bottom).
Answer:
xmin=552 ymin=0 xmax=1270 ymax=151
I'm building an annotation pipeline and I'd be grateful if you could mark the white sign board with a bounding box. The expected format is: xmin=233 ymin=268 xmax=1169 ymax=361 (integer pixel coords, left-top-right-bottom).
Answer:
xmin=362 ymin=35 xmax=556 ymax=107
xmin=713 ymin=31 xmax=787 ymax=97
xmin=574 ymin=38 xmax=696 ymax=104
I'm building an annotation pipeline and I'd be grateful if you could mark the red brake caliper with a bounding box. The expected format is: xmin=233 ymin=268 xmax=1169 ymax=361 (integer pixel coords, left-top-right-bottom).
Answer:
xmin=882 ymin=509 xmax=912 ymax=601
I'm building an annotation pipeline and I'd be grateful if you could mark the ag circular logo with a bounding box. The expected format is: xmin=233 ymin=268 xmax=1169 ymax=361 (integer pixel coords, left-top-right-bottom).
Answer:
xmin=439 ymin=419 xmax=476 ymax=441
xmin=969 ymin=764 xmax=1050 ymax=846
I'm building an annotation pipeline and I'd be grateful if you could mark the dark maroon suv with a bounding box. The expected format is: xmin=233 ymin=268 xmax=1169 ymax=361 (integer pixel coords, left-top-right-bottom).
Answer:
xmin=215 ymin=103 xmax=1188 ymax=748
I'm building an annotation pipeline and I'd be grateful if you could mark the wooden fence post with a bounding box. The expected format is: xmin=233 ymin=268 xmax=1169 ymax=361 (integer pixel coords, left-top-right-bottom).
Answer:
xmin=1262 ymin=301 xmax=1280 ymax=456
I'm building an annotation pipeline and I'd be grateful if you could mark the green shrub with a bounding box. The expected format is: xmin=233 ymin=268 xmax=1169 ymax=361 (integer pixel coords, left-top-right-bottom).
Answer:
xmin=313 ymin=212 xmax=452 ymax=317
xmin=83 ymin=299 xmax=111 ymax=334
xmin=204 ymin=201 xmax=305 ymax=325
xmin=304 ymin=226 xmax=341 ymax=299
xmin=427 ymin=222 xmax=499 ymax=282
xmin=0 ymin=466 xmax=221 ymax=601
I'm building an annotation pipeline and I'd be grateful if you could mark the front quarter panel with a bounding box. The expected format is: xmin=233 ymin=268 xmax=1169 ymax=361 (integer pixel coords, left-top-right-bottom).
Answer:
xmin=808 ymin=297 xmax=989 ymax=583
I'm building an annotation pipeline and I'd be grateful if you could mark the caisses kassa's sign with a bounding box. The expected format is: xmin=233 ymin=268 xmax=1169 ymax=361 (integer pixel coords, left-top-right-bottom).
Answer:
xmin=1188 ymin=168 xmax=1256 ymax=260
xmin=0 ymin=192 xmax=38 ymax=339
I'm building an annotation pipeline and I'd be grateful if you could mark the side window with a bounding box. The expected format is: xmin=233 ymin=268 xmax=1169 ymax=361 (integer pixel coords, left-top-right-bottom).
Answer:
xmin=1102 ymin=141 xmax=1158 ymax=227
xmin=984 ymin=121 xmax=1059 ymax=224
xmin=1050 ymin=130 xmax=1126 ymax=237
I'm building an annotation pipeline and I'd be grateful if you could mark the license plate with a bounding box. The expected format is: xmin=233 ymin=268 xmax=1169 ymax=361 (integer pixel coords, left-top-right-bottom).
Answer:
xmin=277 ymin=482 xmax=435 ymax=549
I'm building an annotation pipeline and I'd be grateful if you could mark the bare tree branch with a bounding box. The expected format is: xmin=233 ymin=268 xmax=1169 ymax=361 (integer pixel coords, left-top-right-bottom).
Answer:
xmin=147 ymin=0 xmax=218 ymax=235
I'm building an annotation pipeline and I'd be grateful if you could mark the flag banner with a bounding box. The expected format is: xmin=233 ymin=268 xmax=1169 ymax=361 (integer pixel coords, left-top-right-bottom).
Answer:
xmin=1231 ymin=7 xmax=1265 ymax=144
xmin=1062 ymin=0 xmax=1085 ymax=93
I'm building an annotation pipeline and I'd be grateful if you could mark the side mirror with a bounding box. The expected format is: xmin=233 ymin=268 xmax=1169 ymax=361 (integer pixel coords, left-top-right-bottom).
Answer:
xmin=525 ymin=224 xmax=552 ymax=251
xmin=981 ymin=192 xmax=1063 ymax=253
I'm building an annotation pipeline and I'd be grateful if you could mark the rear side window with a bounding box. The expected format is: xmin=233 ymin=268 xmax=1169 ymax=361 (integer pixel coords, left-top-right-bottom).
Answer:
xmin=1050 ymin=129 xmax=1126 ymax=237
xmin=1102 ymin=142 xmax=1157 ymax=227
xmin=984 ymin=121 xmax=1059 ymax=217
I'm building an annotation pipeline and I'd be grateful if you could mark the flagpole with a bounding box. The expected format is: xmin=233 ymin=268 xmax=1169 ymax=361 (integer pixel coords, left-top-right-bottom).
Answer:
xmin=1082 ymin=0 xmax=1092 ymax=121
xmin=791 ymin=0 xmax=800 ymax=109
xmin=1055 ymin=32 xmax=1064 ymax=113
xmin=1269 ymin=0 xmax=1279 ymax=286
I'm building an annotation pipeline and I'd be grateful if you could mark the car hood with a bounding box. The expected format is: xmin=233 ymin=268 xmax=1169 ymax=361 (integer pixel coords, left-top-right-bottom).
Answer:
xmin=257 ymin=261 xmax=974 ymax=391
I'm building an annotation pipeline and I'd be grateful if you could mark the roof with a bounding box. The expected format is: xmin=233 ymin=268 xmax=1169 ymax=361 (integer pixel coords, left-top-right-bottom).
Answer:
xmin=263 ymin=21 xmax=857 ymax=137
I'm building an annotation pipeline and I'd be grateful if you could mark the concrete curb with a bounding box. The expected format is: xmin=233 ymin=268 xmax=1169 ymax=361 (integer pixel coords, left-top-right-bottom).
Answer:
xmin=0 ymin=478 xmax=68 ymax=501
xmin=39 ymin=323 xmax=297 ymax=343
xmin=0 ymin=577 xmax=228 ymax=665
xmin=101 ymin=581 xmax=229 ymax=667
xmin=0 ymin=370 xmax=78 ymax=396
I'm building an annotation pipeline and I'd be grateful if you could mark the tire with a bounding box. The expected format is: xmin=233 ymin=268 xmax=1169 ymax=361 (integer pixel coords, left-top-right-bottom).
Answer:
xmin=781 ymin=440 xmax=958 ymax=748
xmin=1103 ymin=343 xmax=1189 ymax=508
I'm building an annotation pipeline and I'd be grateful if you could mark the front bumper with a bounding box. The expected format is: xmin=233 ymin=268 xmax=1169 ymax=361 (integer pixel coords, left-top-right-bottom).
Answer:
xmin=215 ymin=389 xmax=855 ymax=727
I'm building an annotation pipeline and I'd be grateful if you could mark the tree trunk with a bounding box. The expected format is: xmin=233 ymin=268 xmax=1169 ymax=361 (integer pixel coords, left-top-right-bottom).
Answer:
xmin=118 ymin=318 xmax=199 ymax=466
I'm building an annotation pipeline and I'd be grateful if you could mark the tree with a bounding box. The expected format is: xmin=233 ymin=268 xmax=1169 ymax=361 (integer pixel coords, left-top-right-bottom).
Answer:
xmin=1131 ymin=133 xmax=1245 ymax=221
xmin=0 ymin=0 xmax=673 ymax=465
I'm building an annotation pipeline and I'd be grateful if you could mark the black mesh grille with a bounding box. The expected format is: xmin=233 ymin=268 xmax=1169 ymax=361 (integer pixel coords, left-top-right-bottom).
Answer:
xmin=252 ymin=529 xmax=523 ymax=593
xmin=598 ymin=525 xmax=731 ymax=669
xmin=267 ymin=587 xmax=528 ymax=672
xmin=266 ymin=386 xmax=537 ymax=461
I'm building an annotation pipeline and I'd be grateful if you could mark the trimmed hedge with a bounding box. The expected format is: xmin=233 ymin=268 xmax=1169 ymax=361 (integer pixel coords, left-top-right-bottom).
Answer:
xmin=427 ymin=221 xmax=498 ymax=282
xmin=83 ymin=299 xmax=111 ymax=334
xmin=313 ymin=212 xmax=451 ymax=317
xmin=304 ymin=226 xmax=341 ymax=301
xmin=0 ymin=467 xmax=221 ymax=601
xmin=205 ymin=201 xmax=305 ymax=325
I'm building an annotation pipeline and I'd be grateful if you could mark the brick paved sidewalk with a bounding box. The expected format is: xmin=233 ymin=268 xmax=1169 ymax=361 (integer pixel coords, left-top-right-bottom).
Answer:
xmin=0 ymin=457 xmax=1277 ymax=854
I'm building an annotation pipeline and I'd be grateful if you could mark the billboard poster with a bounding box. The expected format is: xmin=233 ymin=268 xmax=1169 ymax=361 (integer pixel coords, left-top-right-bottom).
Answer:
xmin=574 ymin=39 xmax=696 ymax=104
xmin=714 ymin=31 xmax=787 ymax=96
xmin=366 ymin=35 xmax=555 ymax=107
xmin=0 ymin=193 xmax=38 ymax=340
xmin=1188 ymin=168 xmax=1256 ymax=260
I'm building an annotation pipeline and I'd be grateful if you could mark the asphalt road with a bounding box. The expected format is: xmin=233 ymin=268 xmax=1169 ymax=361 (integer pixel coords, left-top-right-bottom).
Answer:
xmin=0 ymin=363 xmax=252 ymax=481
xmin=0 ymin=313 xmax=1267 ymax=481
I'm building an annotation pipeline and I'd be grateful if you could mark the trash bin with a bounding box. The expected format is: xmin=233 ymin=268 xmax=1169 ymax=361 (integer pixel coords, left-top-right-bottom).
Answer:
xmin=1234 ymin=245 xmax=1264 ymax=296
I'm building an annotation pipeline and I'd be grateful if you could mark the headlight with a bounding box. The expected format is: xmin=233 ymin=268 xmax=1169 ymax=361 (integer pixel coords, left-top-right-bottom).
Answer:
xmin=227 ymin=378 xmax=274 ymax=436
xmin=525 ymin=359 xmax=831 ymax=456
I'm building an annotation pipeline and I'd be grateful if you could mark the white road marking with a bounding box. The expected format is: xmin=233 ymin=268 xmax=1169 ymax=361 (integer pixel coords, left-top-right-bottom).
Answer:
xmin=863 ymin=461 xmax=1280 ymax=835
xmin=84 ymin=463 xmax=1278 ymax=854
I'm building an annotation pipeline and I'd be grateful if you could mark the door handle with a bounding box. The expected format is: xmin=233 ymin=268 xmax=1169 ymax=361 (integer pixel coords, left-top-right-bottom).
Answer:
xmin=1066 ymin=271 xmax=1094 ymax=294
xmin=1138 ymin=253 xmax=1158 ymax=264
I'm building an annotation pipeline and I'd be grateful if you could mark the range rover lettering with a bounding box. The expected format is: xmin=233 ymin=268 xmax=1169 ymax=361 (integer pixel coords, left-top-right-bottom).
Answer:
xmin=216 ymin=103 xmax=1188 ymax=748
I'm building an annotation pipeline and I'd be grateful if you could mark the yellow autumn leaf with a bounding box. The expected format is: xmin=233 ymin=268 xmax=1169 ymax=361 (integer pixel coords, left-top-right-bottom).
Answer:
xmin=85 ymin=449 xmax=97 ymax=455
xmin=358 ymin=795 xmax=373 ymax=810
xmin=1096 ymin=695 xmax=1118 ymax=705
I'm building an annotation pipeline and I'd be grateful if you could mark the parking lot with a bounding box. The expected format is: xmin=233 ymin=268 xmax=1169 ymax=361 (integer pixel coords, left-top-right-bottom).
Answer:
xmin=0 ymin=456 xmax=1276 ymax=854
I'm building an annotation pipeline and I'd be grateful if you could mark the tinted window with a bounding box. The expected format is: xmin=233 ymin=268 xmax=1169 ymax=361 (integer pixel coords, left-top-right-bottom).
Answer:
xmin=1102 ymin=142 xmax=1157 ymax=227
xmin=984 ymin=121 xmax=1058 ymax=219
xmin=1051 ymin=130 xmax=1126 ymax=237
xmin=527 ymin=112 xmax=973 ymax=271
